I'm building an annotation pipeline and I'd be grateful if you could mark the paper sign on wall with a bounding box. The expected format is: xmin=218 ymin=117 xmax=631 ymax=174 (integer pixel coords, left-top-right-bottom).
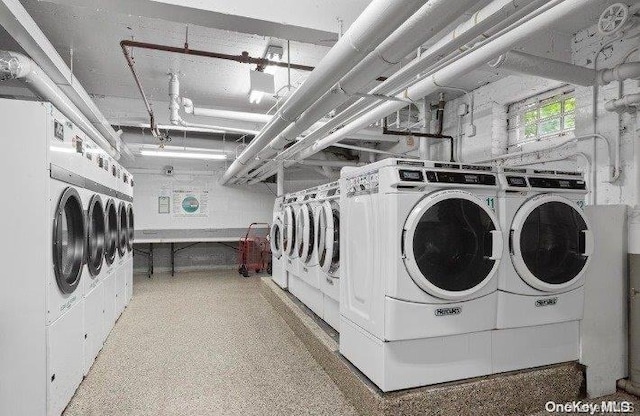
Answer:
xmin=172 ymin=188 xmax=209 ymax=217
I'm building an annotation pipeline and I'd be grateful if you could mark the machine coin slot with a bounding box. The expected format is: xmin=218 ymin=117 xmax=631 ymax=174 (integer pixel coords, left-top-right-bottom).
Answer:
xmin=399 ymin=169 xmax=424 ymax=182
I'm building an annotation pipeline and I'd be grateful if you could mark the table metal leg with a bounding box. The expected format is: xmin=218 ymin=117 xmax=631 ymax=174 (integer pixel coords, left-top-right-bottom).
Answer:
xmin=149 ymin=243 xmax=154 ymax=277
xmin=171 ymin=242 xmax=175 ymax=277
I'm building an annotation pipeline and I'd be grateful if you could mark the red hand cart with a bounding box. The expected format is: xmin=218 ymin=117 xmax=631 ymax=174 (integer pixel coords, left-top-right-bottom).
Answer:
xmin=237 ymin=222 xmax=271 ymax=277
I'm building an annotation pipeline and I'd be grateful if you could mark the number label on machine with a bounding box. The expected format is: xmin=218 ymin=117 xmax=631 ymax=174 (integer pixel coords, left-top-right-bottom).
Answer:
xmin=486 ymin=197 xmax=495 ymax=211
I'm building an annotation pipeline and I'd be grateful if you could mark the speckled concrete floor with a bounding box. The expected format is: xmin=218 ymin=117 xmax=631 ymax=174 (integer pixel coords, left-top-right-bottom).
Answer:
xmin=63 ymin=270 xmax=357 ymax=416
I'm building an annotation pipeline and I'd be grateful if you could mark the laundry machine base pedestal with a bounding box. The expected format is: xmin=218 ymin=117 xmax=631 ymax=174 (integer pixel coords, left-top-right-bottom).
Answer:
xmin=491 ymin=321 xmax=580 ymax=374
xmin=288 ymin=274 xmax=323 ymax=318
xmin=340 ymin=316 xmax=493 ymax=392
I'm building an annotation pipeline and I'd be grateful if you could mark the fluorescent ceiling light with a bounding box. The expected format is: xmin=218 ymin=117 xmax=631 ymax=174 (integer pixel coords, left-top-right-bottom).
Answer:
xmin=50 ymin=146 xmax=76 ymax=153
xmin=140 ymin=149 xmax=227 ymax=160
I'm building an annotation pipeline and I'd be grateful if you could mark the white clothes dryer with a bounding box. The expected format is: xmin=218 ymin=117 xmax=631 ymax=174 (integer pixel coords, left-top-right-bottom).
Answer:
xmin=339 ymin=159 xmax=503 ymax=392
xmin=270 ymin=196 xmax=286 ymax=288
xmin=492 ymin=168 xmax=593 ymax=373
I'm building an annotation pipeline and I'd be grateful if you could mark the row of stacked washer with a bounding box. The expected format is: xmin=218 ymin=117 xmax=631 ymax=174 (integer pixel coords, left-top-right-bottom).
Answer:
xmin=270 ymin=182 xmax=341 ymax=331
xmin=339 ymin=159 xmax=592 ymax=391
xmin=0 ymin=98 xmax=134 ymax=415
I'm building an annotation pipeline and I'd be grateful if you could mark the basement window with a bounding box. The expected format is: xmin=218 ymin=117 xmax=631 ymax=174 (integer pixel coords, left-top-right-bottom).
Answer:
xmin=508 ymin=87 xmax=575 ymax=145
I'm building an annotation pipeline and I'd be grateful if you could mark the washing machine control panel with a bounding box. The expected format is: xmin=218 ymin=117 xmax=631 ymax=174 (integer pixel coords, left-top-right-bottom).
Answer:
xmin=346 ymin=170 xmax=379 ymax=197
xmin=425 ymin=171 xmax=497 ymax=186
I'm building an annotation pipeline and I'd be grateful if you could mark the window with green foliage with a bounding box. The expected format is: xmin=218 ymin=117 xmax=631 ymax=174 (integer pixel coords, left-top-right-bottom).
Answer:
xmin=508 ymin=88 xmax=575 ymax=144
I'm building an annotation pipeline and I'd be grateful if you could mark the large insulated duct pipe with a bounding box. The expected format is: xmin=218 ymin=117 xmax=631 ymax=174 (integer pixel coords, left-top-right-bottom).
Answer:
xmin=219 ymin=0 xmax=427 ymax=184
xmin=234 ymin=0 xmax=478 ymax=180
xmin=488 ymin=50 xmax=596 ymax=86
xmin=246 ymin=0 xmax=557 ymax=184
xmin=301 ymin=0 xmax=597 ymax=163
xmin=182 ymin=99 xmax=272 ymax=124
xmin=0 ymin=51 xmax=120 ymax=159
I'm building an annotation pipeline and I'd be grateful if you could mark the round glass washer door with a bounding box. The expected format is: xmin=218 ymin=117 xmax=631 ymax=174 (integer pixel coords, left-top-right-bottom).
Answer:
xmin=299 ymin=204 xmax=316 ymax=265
xmin=104 ymin=199 xmax=118 ymax=265
xmin=117 ymin=202 xmax=128 ymax=257
xmin=52 ymin=187 xmax=85 ymax=294
xmin=403 ymin=190 xmax=503 ymax=301
xmin=283 ymin=205 xmax=297 ymax=257
xmin=510 ymin=194 xmax=593 ymax=292
xmin=127 ymin=204 xmax=134 ymax=251
xmin=270 ymin=215 xmax=284 ymax=259
xmin=317 ymin=200 xmax=340 ymax=276
xmin=87 ymin=194 xmax=105 ymax=277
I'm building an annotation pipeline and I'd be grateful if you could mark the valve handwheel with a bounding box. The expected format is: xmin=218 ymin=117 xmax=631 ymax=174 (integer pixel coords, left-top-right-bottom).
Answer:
xmin=598 ymin=3 xmax=630 ymax=36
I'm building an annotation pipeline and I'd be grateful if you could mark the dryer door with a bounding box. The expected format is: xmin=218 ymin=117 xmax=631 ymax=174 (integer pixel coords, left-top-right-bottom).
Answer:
xmin=117 ymin=202 xmax=128 ymax=257
xmin=403 ymin=190 xmax=503 ymax=300
xmin=53 ymin=187 xmax=85 ymax=294
xmin=299 ymin=204 xmax=316 ymax=265
xmin=510 ymin=194 xmax=593 ymax=292
xmin=270 ymin=216 xmax=284 ymax=259
xmin=283 ymin=205 xmax=297 ymax=257
xmin=317 ymin=200 xmax=340 ymax=276
xmin=104 ymin=199 xmax=118 ymax=265
xmin=87 ymin=194 xmax=105 ymax=277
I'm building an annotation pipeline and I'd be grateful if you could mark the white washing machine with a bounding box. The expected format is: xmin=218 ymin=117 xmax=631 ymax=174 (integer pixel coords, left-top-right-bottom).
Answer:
xmin=492 ymin=168 xmax=593 ymax=373
xmin=283 ymin=192 xmax=303 ymax=281
xmin=315 ymin=181 xmax=341 ymax=332
xmin=270 ymin=196 xmax=286 ymax=288
xmin=0 ymin=98 xmax=133 ymax=415
xmin=115 ymin=197 xmax=129 ymax=318
xmin=340 ymin=159 xmax=503 ymax=392
xmin=287 ymin=188 xmax=324 ymax=317
xmin=125 ymin=199 xmax=135 ymax=304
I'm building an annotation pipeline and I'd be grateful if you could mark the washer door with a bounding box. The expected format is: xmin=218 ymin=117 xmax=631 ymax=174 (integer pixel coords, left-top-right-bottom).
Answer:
xmin=511 ymin=194 xmax=593 ymax=292
xmin=117 ymin=202 xmax=128 ymax=257
xmin=104 ymin=199 xmax=118 ymax=265
xmin=283 ymin=205 xmax=298 ymax=257
xmin=299 ymin=204 xmax=316 ymax=265
xmin=127 ymin=204 xmax=134 ymax=251
xmin=270 ymin=216 xmax=284 ymax=259
xmin=52 ymin=187 xmax=85 ymax=294
xmin=87 ymin=194 xmax=105 ymax=277
xmin=403 ymin=190 xmax=503 ymax=301
xmin=317 ymin=200 xmax=340 ymax=276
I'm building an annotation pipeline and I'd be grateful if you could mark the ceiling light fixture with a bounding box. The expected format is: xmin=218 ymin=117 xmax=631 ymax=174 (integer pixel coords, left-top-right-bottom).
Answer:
xmin=248 ymin=69 xmax=275 ymax=104
xmin=140 ymin=149 xmax=227 ymax=160
xmin=264 ymin=45 xmax=284 ymax=75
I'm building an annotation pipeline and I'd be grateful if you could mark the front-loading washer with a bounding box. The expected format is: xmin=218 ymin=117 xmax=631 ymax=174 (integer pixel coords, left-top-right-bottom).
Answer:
xmin=315 ymin=182 xmax=341 ymax=331
xmin=492 ymin=168 xmax=593 ymax=373
xmin=103 ymin=196 xmax=119 ymax=334
xmin=270 ymin=196 xmax=286 ymax=289
xmin=115 ymin=198 xmax=129 ymax=318
xmin=288 ymin=188 xmax=324 ymax=317
xmin=340 ymin=159 xmax=503 ymax=392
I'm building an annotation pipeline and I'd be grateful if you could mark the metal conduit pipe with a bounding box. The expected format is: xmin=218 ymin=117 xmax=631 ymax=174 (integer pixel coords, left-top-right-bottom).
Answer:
xmin=244 ymin=0 xmax=557 ymax=183
xmin=220 ymin=0 xmax=427 ymax=184
xmin=234 ymin=0 xmax=478 ymax=180
xmin=605 ymin=93 xmax=640 ymax=112
xmin=292 ymin=0 xmax=597 ymax=170
xmin=488 ymin=50 xmax=596 ymax=86
xmin=0 ymin=51 xmax=121 ymax=159
xmin=330 ymin=142 xmax=420 ymax=159
xmin=298 ymin=159 xmax=362 ymax=168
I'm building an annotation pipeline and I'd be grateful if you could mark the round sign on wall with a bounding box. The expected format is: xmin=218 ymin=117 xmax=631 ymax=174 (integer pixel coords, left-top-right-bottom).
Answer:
xmin=181 ymin=196 xmax=200 ymax=213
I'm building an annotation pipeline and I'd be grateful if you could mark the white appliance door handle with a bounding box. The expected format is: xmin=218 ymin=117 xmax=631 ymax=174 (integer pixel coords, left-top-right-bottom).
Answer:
xmin=489 ymin=230 xmax=503 ymax=261
xmin=582 ymin=229 xmax=594 ymax=256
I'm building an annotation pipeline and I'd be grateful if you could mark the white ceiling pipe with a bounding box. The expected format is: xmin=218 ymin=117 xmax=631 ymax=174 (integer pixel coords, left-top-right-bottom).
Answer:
xmin=599 ymin=62 xmax=640 ymax=84
xmin=488 ymin=50 xmax=596 ymax=86
xmin=605 ymin=93 xmax=640 ymax=113
xmin=298 ymin=0 xmax=597 ymax=165
xmin=220 ymin=0 xmax=427 ymax=184
xmin=182 ymin=98 xmax=272 ymax=124
xmin=236 ymin=0 xmax=477 ymax=179
xmin=0 ymin=0 xmax=133 ymax=161
xmin=169 ymin=75 xmax=260 ymax=135
xmin=0 ymin=51 xmax=120 ymax=159
xmin=246 ymin=0 xmax=556 ymax=183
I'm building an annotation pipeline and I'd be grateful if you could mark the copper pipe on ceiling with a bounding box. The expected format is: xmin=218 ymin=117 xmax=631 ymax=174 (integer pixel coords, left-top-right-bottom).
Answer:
xmin=119 ymin=40 xmax=387 ymax=81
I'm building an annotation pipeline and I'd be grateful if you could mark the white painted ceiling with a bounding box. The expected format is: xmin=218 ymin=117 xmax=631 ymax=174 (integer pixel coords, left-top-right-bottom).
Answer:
xmin=0 ymin=0 xmax=628 ymax=142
